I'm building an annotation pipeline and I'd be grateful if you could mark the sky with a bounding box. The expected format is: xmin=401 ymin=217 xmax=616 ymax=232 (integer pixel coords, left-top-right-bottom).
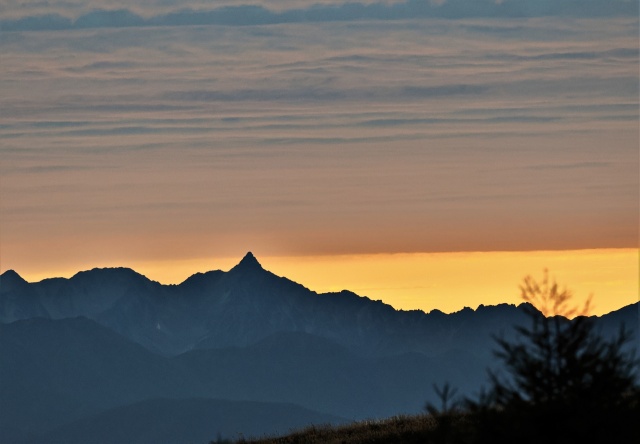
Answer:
xmin=1 ymin=0 xmax=638 ymax=316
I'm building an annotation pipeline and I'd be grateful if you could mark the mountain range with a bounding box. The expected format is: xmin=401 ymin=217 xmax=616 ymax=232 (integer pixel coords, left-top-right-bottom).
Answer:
xmin=1 ymin=253 xmax=637 ymax=443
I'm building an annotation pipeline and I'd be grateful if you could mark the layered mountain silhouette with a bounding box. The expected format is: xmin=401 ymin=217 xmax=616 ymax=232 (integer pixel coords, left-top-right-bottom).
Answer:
xmin=0 ymin=253 xmax=637 ymax=443
xmin=0 ymin=252 xmax=530 ymax=356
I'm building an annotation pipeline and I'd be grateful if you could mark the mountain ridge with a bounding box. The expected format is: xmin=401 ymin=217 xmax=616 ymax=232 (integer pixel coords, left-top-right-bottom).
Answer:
xmin=2 ymin=261 xmax=628 ymax=318
xmin=1 ymin=254 xmax=636 ymax=358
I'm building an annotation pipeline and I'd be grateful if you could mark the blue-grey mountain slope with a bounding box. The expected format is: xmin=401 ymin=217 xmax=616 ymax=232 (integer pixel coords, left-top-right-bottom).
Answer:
xmin=0 ymin=316 xmax=197 ymax=436
xmin=31 ymin=398 xmax=347 ymax=444
xmin=0 ymin=317 xmax=350 ymax=443
xmin=174 ymin=330 xmax=486 ymax=420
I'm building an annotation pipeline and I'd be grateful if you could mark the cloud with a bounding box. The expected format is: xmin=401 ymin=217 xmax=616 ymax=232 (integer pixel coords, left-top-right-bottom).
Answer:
xmin=161 ymin=83 xmax=487 ymax=103
xmin=525 ymin=162 xmax=613 ymax=171
xmin=486 ymin=47 xmax=638 ymax=62
xmin=1 ymin=13 xmax=72 ymax=31
xmin=2 ymin=15 xmax=637 ymax=258
xmin=1 ymin=0 xmax=637 ymax=31
xmin=66 ymin=60 xmax=138 ymax=73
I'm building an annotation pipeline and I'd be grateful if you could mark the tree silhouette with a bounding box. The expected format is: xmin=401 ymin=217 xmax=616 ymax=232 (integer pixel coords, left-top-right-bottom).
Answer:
xmin=469 ymin=270 xmax=639 ymax=444
xmin=425 ymin=382 xmax=459 ymax=416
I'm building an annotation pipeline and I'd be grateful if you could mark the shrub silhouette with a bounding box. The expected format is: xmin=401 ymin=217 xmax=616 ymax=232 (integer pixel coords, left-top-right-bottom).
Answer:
xmin=468 ymin=270 xmax=639 ymax=444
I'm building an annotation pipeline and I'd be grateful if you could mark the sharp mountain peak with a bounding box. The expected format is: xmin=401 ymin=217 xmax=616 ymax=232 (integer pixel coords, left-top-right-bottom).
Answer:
xmin=230 ymin=251 xmax=263 ymax=272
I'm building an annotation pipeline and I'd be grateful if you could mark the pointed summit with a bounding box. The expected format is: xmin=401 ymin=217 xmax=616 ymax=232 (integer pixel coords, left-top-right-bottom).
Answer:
xmin=230 ymin=252 xmax=263 ymax=273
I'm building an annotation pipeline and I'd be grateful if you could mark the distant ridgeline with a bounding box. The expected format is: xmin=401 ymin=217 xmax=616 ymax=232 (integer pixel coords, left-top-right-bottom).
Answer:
xmin=0 ymin=253 xmax=637 ymax=444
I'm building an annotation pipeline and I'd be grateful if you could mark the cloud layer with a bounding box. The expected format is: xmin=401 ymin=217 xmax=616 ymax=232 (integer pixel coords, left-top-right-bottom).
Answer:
xmin=2 ymin=0 xmax=638 ymax=31
xmin=1 ymin=11 xmax=638 ymax=271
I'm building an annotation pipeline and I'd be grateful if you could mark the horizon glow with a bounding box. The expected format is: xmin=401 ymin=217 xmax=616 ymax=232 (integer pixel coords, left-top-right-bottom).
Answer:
xmin=5 ymin=248 xmax=637 ymax=317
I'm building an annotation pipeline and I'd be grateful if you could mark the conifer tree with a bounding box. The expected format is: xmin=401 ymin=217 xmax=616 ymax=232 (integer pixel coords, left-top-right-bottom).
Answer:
xmin=470 ymin=270 xmax=639 ymax=444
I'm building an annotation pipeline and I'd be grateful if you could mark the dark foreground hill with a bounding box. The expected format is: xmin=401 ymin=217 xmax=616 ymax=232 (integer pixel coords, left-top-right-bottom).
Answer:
xmin=0 ymin=254 xmax=637 ymax=443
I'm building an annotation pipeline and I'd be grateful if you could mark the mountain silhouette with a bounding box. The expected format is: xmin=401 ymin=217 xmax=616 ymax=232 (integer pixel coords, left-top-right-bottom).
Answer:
xmin=0 ymin=269 xmax=28 ymax=290
xmin=230 ymin=251 xmax=263 ymax=272
xmin=1 ymin=256 xmax=635 ymax=357
xmin=0 ymin=254 xmax=637 ymax=443
xmin=0 ymin=257 xmax=535 ymax=356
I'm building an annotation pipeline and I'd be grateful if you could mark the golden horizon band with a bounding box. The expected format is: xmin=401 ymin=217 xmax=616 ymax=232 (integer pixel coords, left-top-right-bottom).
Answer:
xmin=6 ymin=248 xmax=637 ymax=317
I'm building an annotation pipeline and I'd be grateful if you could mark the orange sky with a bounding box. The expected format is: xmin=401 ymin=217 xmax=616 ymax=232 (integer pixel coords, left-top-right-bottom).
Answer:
xmin=1 ymin=13 xmax=638 ymax=316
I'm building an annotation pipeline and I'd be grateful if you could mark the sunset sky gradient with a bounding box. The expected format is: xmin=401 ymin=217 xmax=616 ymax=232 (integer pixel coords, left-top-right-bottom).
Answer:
xmin=1 ymin=0 xmax=638 ymax=315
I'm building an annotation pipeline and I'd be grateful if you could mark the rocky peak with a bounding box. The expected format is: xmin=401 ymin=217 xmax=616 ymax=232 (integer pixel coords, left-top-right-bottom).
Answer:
xmin=230 ymin=252 xmax=263 ymax=273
